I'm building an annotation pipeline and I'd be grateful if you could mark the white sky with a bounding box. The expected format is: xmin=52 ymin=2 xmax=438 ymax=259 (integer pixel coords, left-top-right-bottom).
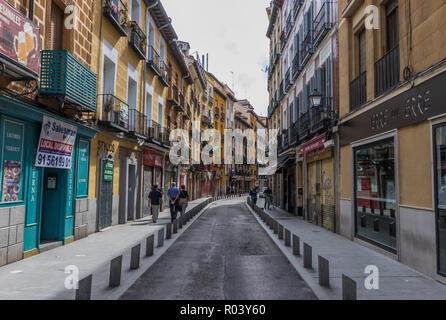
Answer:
xmin=162 ymin=0 xmax=271 ymax=117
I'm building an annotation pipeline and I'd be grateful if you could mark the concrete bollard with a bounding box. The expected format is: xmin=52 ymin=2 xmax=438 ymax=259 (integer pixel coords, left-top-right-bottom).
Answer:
xmin=146 ymin=235 xmax=154 ymax=257
xmin=278 ymin=224 xmax=284 ymax=240
xmin=342 ymin=274 xmax=357 ymax=300
xmin=292 ymin=235 xmax=300 ymax=256
xmin=130 ymin=244 xmax=141 ymax=270
xmin=166 ymin=223 xmax=172 ymax=240
xmin=178 ymin=216 xmax=183 ymax=229
xmin=158 ymin=229 xmax=165 ymax=247
xmin=75 ymin=274 xmax=92 ymax=300
xmin=318 ymin=256 xmax=330 ymax=287
xmin=109 ymin=255 xmax=123 ymax=287
xmin=303 ymin=243 xmax=312 ymax=269
xmin=173 ymin=219 xmax=178 ymax=234
xmin=285 ymin=229 xmax=291 ymax=247
xmin=274 ymin=221 xmax=279 ymax=234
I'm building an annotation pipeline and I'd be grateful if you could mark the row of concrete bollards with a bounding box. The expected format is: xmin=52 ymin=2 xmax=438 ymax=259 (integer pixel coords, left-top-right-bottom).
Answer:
xmin=75 ymin=194 xmax=248 ymax=300
xmin=247 ymin=198 xmax=357 ymax=300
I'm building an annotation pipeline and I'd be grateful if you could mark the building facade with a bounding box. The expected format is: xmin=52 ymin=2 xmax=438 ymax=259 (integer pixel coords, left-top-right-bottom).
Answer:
xmin=338 ymin=0 xmax=446 ymax=281
xmin=0 ymin=0 xmax=97 ymax=265
xmin=267 ymin=0 xmax=339 ymax=232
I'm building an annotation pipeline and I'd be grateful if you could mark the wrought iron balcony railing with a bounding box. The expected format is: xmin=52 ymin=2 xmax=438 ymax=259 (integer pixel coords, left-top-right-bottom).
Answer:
xmin=314 ymin=1 xmax=332 ymax=47
xmin=294 ymin=0 xmax=304 ymax=20
xmin=129 ymin=109 xmax=147 ymax=138
xmin=292 ymin=52 xmax=301 ymax=80
xmin=162 ymin=127 xmax=171 ymax=146
xmin=289 ymin=121 xmax=299 ymax=145
xmin=129 ymin=22 xmax=146 ymax=60
xmin=147 ymin=120 xmax=162 ymax=143
xmin=99 ymin=94 xmax=130 ymax=132
xmin=285 ymin=68 xmax=292 ymax=90
xmin=299 ymin=111 xmax=311 ymax=140
xmin=279 ymin=81 xmax=285 ymax=100
xmin=147 ymin=45 xmax=161 ymax=75
xmin=301 ymin=31 xmax=314 ymax=67
xmin=160 ymin=60 xmax=170 ymax=87
xmin=103 ymin=0 xmax=128 ymax=36
xmin=375 ymin=45 xmax=400 ymax=97
xmin=350 ymin=71 xmax=367 ymax=111
xmin=310 ymin=98 xmax=333 ymax=134
xmin=285 ymin=12 xmax=294 ymax=39
xmin=40 ymin=50 xmax=97 ymax=111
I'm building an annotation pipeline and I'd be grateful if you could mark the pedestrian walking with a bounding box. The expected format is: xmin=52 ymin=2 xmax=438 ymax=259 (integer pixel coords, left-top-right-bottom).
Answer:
xmin=168 ymin=182 xmax=180 ymax=222
xmin=148 ymin=184 xmax=163 ymax=223
xmin=264 ymin=186 xmax=273 ymax=210
xmin=179 ymin=185 xmax=189 ymax=215
xmin=249 ymin=185 xmax=258 ymax=206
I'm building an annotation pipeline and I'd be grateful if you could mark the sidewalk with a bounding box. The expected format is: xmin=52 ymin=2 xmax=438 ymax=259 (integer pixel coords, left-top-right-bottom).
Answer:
xmin=249 ymin=198 xmax=446 ymax=300
xmin=0 ymin=196 xmax=226 ymax=300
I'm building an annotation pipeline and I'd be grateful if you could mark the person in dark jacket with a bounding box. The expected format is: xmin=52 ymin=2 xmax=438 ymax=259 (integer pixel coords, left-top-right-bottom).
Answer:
xmin=148 ymin=184 xmax=163 ymax=223
xmin=179 ymin=185 xmax=189 ymax=215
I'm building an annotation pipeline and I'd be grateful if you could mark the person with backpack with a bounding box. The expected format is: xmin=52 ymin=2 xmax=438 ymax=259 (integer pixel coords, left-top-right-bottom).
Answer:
xmin=168 ymin=182 xmax=180 ymax=222
xmin=148 ymin=184 xmax=163 ymax=223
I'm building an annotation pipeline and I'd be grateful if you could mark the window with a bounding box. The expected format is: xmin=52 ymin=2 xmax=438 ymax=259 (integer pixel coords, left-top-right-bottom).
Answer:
xmin=146 ymin=92 xmax=153 ymax=120
xmin=159 ymin=37 xmax=166 ymax=64
xmin=385 ymin=0 xmax=399 ymax=51
xmin=50 ymin=2 xmax=64 ymax=50
xmin=354 ymin=138 xmax=396 ymax=252
xmin=158 ymin=100 xmax=163 ymax=126
xmin=131 ymin=0 xmax=140 ymax=25
xmin=358 ymin=29 xmax=367 ymax=75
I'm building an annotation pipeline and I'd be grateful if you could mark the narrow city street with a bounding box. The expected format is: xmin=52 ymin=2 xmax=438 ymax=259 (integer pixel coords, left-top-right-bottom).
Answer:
xmin=120 ymin=199 xmax=317 ymax=300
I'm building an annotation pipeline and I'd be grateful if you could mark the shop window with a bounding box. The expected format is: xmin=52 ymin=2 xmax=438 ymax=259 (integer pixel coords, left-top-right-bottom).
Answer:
xmin=434 ymin=124 xmax=446 ymax=275
xmin=0 ymin=118 xmax=25 ymax=204
xmin=354 ymin=138 xmax=396 ymax=252
xmin=76 ymin=139 xmax=90 ymax=198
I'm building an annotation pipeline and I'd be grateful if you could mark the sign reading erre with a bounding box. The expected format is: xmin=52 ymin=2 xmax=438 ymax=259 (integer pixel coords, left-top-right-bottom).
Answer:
xmin=340 ymin=70 xmax=445 ymax=146
xmin=0 ymin=0 xmax=40 ymax=75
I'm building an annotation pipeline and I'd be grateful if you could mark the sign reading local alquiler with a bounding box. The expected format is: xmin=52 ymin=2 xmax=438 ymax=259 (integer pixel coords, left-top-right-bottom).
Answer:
xmin=103 ymin=160 xmax=114 ymax=182
xmin=35 ymin=116 xmax=77 ymax=169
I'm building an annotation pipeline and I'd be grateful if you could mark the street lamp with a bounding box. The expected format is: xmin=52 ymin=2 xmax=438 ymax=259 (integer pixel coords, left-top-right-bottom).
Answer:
xmin=309 ymin=89 xmax=323 ymax=108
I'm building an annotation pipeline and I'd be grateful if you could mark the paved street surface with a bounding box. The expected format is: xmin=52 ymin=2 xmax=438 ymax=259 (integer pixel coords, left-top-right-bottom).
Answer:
xmin=120 ymin=199 xmax=317 ymax=300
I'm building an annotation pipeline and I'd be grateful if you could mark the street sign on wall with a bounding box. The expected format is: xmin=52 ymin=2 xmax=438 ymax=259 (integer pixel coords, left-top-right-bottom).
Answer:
xmin=35 ymin=116 xmax=77 ymax=169
xmin=0 ymin=0 xmax=40 ymax=76
xmin=103 ymin=160 xmax=114 ymax=182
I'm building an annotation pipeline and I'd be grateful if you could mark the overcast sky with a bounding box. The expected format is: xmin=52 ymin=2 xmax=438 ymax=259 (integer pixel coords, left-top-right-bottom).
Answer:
xmin=162 ymin=0 xmax=271 ymax=117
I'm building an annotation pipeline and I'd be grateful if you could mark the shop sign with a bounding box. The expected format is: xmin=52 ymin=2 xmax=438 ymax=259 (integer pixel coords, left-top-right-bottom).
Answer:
xmin=340 ymin=70 xmax=446 ymax=146
xmin=301 ymin=134 xmax=327 ymax=154
xmin=35 ymin=116 xmax=77 ymax=169
xmin=0 ymin=0 xmax=40 ymax=75
xmin=306 ymin=147 xmax=333 ymax=163
xmin=144 ymin=149 xmax=164 ymax=167
xmin=103 ymin=160 xmax=114 ymax=182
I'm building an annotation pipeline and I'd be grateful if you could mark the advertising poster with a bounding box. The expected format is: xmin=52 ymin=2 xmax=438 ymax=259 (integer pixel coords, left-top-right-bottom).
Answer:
xmin=35 ymin=116 xmax=78 ymax=169
xmin=2 ymin=160 xmax=21 ymax=202
xmin=0 ymin=0 xmax=40 ymax=75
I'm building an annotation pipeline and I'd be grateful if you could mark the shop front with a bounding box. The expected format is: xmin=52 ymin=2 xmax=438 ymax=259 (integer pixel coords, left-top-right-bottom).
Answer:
xmin=143 ymin=149 xmax=164 ymax=215
xmin=0 ymin=96 xmax=96 ymax=264
xmin=339 ymin=69 xmax=446 ymax=279
xmin=301 ymin=133 xmax=335 ymax=231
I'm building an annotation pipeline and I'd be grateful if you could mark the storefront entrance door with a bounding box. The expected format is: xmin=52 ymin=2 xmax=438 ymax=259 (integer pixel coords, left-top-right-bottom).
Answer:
xmin=98 ymin=159 xmax=113 ymax=230
xmin=434 ymin=124 xmax=446 ymax=275
xmin=41 ymin=168 xmax=66 ymax=241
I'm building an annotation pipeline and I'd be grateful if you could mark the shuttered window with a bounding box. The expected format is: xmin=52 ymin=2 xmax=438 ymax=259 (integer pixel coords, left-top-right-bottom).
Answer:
xmin=50 ymin=2 xmax=64 ymax=50
xmin=358 ymin=29 xmax=366 ymax=75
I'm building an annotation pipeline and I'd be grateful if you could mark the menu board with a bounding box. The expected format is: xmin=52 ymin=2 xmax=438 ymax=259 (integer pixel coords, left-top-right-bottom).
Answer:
xmin=2 ymin=160 xmax=21 ymax=202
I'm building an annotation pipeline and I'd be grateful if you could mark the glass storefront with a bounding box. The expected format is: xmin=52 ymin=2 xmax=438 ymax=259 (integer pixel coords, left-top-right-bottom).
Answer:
xmin=434 ymin=125 xmax=446 ymax=275
xmin=354 ymin=138 xmax=396 ymax=252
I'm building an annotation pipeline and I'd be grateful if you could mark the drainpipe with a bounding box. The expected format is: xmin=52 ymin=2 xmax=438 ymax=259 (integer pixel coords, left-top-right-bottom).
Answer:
xmin=28 ymin=0 xmax=34 ymax=20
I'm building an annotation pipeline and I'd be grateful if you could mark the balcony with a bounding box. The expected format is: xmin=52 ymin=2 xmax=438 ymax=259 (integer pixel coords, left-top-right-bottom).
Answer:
xmin=350 ymin=72 xmax=367 ymax=111
xmin=285 ymin=68 xmax=293 ymax=91
xmin=129 ymin=109 xmax=147 ymax=139
xmin=129 ymin=22 xmax=146 ymax=60
xmin=99 ymin=94 xmax=129 ymax=132
xmin=40 ymin=50 xmax=97 ymax=111
xmin=310 ymin=98 xmax=333 ymax=134
xmin=168 ymin=85 xmax=180 ymax=104
xmin=147 ymin=120 xmax=162 ymax=143
xmin=179 ymin=92 xmax=185 ymax=112
xmin=314 ymin=1 xmax=332 ymax=48
xmin=301 ymin=31 xmax=314 ymax=67
xmin=162 ymin=127 xmax=171 ymax=146
xmin=147 ymin=45 xmax=161 ymax=76
xmin=277 ymin=134 xmax=283 ymax=153
xmin=375 ymin=45 xmax=400 ymax=97
xmin=209 ymin=95 xmax=213 ymax=105
xmin=159 ymin=60 xmax=170 ymax=87
xmin=282 ymin=129 xmax=290 ymax=150
xmin=280 ymin=31 xmax=286 ymax=50
xmin=289 ymin=121 xmax=299 ymax=145
xmin=299 ymin=111 xmax=311 ymax=140
xmin=186 ymin=103 xmax=191 ymax=119
xmin=294 ymin=0 xmax=304 ymax=20
xmin=279 ymin=81 xmax=285 ymax=100
xmin=103 ymin=0 xmax=128 ymax=37
xmin=202 ymin=90 xmax=207 ymax=100
xmin=285 ymin=12 xmax=294 ymax=39
xmin=292 ymin=52 xmax=301 ymax=80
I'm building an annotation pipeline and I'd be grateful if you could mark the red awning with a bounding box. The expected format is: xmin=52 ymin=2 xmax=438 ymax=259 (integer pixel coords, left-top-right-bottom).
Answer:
xmin=300 ymin=133 xmax=327 ymax=154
